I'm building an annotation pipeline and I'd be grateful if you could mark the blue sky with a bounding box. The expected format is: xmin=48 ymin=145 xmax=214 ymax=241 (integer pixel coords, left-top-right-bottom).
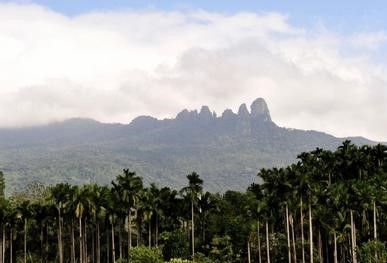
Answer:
xmin=4 ymin=0 xmax=387 ymax=32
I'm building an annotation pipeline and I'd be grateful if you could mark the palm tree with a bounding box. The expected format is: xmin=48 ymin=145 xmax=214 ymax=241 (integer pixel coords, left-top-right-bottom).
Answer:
xmin=180 ymin=172 xmax=203 ymax=257
xmin=197 ymin=191 xmax=217 ymax=246
xmin=112 ymin=169 xmax=143 ymax=253
xmin=0 ymin=198 xmax=8 ymax=263
xmin=15 ymin=200 xmax=32 ymax=263
xmin=5 ymin=204 xmax=18 ymax=263
xmin=106 ymin=187 xmax=121 ymax=263
xmin=29 ymin=202 xmax=52 ymax=263
xmin=140 ymin=187 xmax=156 ymax=248
xmin=73 ymin=185 xmax=92 ymax=263
xmin=50 ymin=183 xmax=72 ymax=263
xmin=88 ymin=184 xmax=109 ymax=263
xmin=64 ymin=185 xmax=78 ymax=263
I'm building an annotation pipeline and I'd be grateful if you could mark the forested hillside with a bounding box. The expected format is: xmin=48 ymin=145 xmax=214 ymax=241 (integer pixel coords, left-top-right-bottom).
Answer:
xmin=0 ymin=98 xmax=377 ymax=193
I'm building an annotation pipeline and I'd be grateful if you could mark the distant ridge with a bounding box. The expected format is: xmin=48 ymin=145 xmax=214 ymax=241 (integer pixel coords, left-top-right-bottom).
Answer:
xmin=0 ymin=98 xmax=379 ymax=193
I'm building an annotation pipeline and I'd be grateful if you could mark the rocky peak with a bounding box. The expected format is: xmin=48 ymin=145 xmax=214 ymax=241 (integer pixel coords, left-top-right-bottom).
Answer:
xmin=250 ymin=98 xmax=271 ymax=122
xmin=198 ymin=106 xmax=213 ymax=121
xmin=176 ymin=109 xmax=198 ymax=121
xmin=221 ymin=109 xmax=236 ymax=119
xmin=237 ymin=103 xmax=250 ymax=118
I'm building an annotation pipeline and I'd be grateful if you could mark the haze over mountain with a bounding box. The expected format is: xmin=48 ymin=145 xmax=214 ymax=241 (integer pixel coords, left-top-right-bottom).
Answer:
xmin=0 ymin=98 xmax=377 ymax=193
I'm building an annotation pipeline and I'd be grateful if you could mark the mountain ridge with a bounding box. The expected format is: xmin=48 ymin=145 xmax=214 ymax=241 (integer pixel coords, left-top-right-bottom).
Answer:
xmin=0 ymin=98 xmax=380 ymax=193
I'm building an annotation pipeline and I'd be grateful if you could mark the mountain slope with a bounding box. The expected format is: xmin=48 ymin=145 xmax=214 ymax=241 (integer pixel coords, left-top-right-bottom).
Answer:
xmin=0 ymin=98 xmax=378 ymax=193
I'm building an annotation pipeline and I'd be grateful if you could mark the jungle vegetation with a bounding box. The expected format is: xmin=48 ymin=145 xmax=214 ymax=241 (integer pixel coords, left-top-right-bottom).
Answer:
xmin=0 ymin=140 xmax=386 ymax=263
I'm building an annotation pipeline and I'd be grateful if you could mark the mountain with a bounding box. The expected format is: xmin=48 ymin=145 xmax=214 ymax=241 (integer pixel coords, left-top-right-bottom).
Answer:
xmin=0 ymin=98 xmax=378 ymax=193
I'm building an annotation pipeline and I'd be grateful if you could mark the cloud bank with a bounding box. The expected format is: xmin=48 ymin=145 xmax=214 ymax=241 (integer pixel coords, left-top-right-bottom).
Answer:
xmin=0 ymin=3 xmax=386 ymax=141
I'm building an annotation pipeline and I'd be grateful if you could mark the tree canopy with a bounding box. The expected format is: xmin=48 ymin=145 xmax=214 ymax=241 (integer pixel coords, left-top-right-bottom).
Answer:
xmin=0 ymin=141 xmax=386 ymax=262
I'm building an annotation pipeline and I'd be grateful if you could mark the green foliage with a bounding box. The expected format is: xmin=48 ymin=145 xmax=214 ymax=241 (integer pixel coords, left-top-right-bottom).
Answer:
xmin=269 ymin=232 xmax=288 ymax=263
xmin=160 ymin=230 xmax=190 ymax=260
xmin=168 ymin=257 xmax=214 ymax=263
xmin=0 ymin=142 xmax=387 ymax=263
xmin=125 ymin=246 xmax=163 ymax=263
xmin=193 ymin=253 xmax=215 ymax=263
xmin=209 ymin=235 xmax=234 ymax=263
xmin=167 ymin=259 xmax=192 ymax=263
xmin=358 ymin=241 xmax=387 ymax=263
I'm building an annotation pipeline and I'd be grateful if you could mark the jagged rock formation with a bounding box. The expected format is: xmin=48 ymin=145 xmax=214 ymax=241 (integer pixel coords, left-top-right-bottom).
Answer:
xmin=0 ymin=98 xmax=377 ymax=193
xmin=251 ymin=98 xmax=271 ymax=121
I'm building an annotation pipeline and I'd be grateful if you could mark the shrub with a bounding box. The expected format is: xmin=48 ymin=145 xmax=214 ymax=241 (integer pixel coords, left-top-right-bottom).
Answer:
xmin=160 ymin=230 xmax=190 ymax=260
xmin=209 ymin=235 xmax=234 ymax=263
xmin=358 ymin=241 xmax=387 ymax=263
xmin=126 ymin=245 xmax=164 ymax=263
xmin=193 ymin=252 xmax=215 ymax=263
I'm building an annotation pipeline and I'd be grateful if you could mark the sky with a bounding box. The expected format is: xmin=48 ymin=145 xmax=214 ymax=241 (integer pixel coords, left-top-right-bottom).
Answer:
xmin=0 ymin=1 xmax=386 ymax=141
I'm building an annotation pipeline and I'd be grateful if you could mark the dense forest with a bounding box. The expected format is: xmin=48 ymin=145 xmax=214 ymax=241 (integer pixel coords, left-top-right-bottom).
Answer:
xmin=0 ymin=140 xmax=386 ymax=263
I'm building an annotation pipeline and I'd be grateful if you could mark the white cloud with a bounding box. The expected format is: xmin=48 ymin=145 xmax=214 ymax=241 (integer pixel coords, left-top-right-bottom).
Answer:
xmin=0 ymin=3 xmax=386 ymax=141
xmin=350 ymin=31 xmax=387 ymax=50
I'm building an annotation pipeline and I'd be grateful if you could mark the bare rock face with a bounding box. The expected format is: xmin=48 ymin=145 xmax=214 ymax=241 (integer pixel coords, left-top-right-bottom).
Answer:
xmin=250 ymin=98 xmax=271 ymax=122
xmin=198 ymin=106 xmax=213 ymax=122
xmin=237 ymin=103 xmax=251 ymax=135
xmin=221 ymin=109 xmax=236 ymax=119
xmin=176 ymin=109 xmax=198 ymax=121
xmin=237 ymin=103 xmax=250 ymax=118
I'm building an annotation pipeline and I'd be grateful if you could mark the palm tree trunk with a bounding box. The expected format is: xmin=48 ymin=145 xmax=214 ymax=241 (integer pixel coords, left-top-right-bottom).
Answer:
xmin=24 ymin=218 xmax=27 ymax=263
xmin=96 ymin=222 xmax=101 ymax=263
xmin=300 ymin=198 xmax=305 ymax=263
xmin=45 ymin=225 xmax=49 ymax=263
xmin=155 ymin=214 xmax=159 ymax=247
xmin=40 ymin=226 xmax=43 ymax=263
xmin=247 ymin=240 xmax=251 ymax=263
xmin=10 ymin=229 xmax=12 ymax=263
xmin=148 ymin=221 xmax=152 ymax=248
xmin=350 ymin=209 xmax=357 ymax=263
xmin=118 ymin=221 xmax=122 ymax=259
xmin=373 ymin=201 xmax=377 ymax=240
xmin=318 ymin=229 xmax=322 ymax=263
xmin=58 ymin=210 xmax=63 ymax=263
xmin=92 ymin=227 xmax=95 ymax=263
xmin=191 ymin=199 xmax=195 ymax=257
xmin=0 ymin=228 xmax=2 ymax=263
xmin=79 ymin=217 xmax=83 ymax=263
xmin=309 ymin=203 xmax=313 ymax=263
xmin=333 ymin=231 xmax=337 ymax=263
xmin=266 ymin=221 xmax=270 ymax=263
xmin=84 ymin=220 xmax=88 ymax=263
xmin=2 ymin=227 xmax=5 ymax=263
xmin=111 ymin=222 xmax=116 ymax=263
xmin=290 ymin=215 xmax=297 ymax=263
xmin=137 ymin=219 xmax=140 ymax=246
xmin=373 ymin=201 xmax=377 ymax=259
xmin=71 ymin=219 xmax=75 ymax=263
xmin=128 ymin=212 xmax=132 ymax=252
xmin=286 ymin=204 xmax=291 ymax=263
xmin=106 ymin=226 xmax=110 ymax=263
xmin=257 ymin=220 xmax=262 ymax=263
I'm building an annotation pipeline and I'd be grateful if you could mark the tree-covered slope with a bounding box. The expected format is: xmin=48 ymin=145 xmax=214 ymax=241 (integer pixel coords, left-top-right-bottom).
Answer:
xmin=0 ymin=98 xmax=378 ymax=193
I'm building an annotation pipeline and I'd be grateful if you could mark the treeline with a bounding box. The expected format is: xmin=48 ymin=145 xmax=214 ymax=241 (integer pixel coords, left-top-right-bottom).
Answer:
xmin=0 ymin=140 xmax=386 ymax=263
